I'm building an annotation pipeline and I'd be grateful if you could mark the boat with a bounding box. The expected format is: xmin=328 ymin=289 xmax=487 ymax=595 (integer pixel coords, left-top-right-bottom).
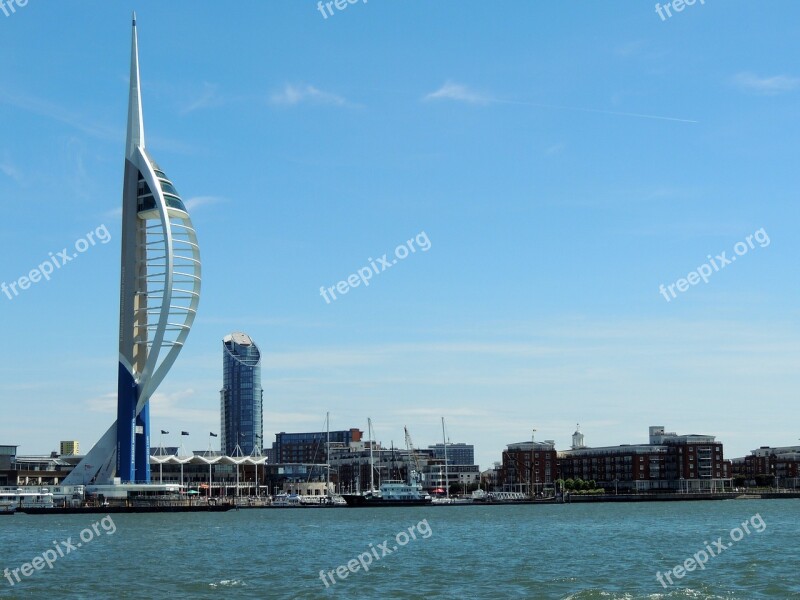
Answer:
xmin=270 ymin=493 xmax=302 ymax=508
xmin=0 ymin=502 xmax=15 ymax=515
xmin=431 ymin=496 xmax=473 ymax=505
xmin=341 ymin=419 xmax=432 ymax=507
xmin=0 ymin=489 xmax=55 ymax=510
xmin=343 ymin=480 xmax=432 ymax=507
xmin=342 ymin=419 xmax=433 ymax=507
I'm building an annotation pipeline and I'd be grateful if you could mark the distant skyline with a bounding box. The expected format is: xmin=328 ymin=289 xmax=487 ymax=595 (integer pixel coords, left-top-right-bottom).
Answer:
xmin=2 ymin=2 xmax=800 ymax=470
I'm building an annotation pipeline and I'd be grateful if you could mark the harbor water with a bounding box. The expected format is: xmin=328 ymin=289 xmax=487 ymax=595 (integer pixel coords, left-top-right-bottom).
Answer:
xmin=0 ymin=499 xmax=797 ymax=599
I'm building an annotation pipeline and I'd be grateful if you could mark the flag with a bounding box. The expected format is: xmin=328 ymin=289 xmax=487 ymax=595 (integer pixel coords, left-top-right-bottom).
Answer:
xmin=161 ymin=430 xmax=169 ymax=435
xmin=209 ymin=432 xmax=218 ymax=437
xmin=181 ymin=431 xmax=189 ymax=436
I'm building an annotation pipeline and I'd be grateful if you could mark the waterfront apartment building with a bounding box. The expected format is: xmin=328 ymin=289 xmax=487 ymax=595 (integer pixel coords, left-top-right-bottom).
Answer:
xmin=558 ymin=426 xmax=731 ymax=493
xmin=500 ymin=440 xmax=558 ymax=495
xmin=427 ymin=443 xmax=475 ymax=466
xmin=731 ymin=446 xmax=800 ymax=488
xmin=221 ymin=333 xmax=264 ymax=456
xmin=272 ymin=428 xmax=363 ymax=464
xmin=60 ymin=441 xmax=80 ymax=456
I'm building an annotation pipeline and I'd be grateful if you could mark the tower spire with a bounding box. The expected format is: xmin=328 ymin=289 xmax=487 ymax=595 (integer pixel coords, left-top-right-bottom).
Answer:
xmin=126 ymin=12 xmax=145 ymax=159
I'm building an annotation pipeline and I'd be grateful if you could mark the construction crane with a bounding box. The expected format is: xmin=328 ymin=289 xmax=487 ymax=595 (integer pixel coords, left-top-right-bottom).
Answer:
xmin=404 ymin=426 xmax=424 ymax=485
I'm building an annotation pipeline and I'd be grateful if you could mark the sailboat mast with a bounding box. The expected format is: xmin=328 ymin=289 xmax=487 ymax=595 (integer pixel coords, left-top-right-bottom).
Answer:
xmin=368 ymin=417 xmax=375 ymax=492
xmin=442 ymin=417 xmax=449 ymax=499
xmin=326 ymin=412 xmax=330 ymax=500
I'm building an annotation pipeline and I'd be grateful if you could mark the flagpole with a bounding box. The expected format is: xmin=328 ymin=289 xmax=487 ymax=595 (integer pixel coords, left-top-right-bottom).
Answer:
xmin=180 ymin=431 xmax=189 ymax=490
xmin=159 ymin=430 xmax=164 ymax=484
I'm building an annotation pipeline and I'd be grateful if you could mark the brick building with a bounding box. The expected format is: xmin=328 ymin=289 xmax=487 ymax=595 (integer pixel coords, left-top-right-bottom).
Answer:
xmin=499 ymin=440 xmax=558 ymax=495
xmin=558 ymin=426 xmax=730 ymax=493
xmin=271 ymin=428 xmax=362 ymax=464
xmin=495 ymin=425 xmax=732 ymax=494
xmin=731 ymin=445 xmax=800 ymax=488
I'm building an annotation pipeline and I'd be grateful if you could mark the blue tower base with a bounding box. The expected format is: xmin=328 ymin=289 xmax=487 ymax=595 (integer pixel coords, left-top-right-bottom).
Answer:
xmin=116 ymin=362 xmax=139 ymax=482
xmin=135 ymin=403 xmax=151 ymax=483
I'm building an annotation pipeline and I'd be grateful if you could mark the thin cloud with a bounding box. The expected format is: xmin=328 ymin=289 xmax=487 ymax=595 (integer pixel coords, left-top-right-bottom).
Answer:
xmin=0 ymin=86 xmax=193 ymax=152
xmin=732 ymin=72 xmax=800 ymax=95
xmin=423 ymin=81 xmax=492 ymax=104
xmin=545 ymin=142 xmax=567 ymax=155
xmin=0 ymin=159 xmax=23 ymax=184
xmin=103 ymin=206 xmax=123 ymax=219
xmin=423 ymin=80 xmax=696 ymax=123
xmin=149 ymin=389 xmax=219 ymax=423
xmin=0 ymin=87 xmax=120 ymax=141
xmin=86 ymin=393 xmax=116 ymax=414
xmin=184 ymin=195 xmax=225 ymax=211
xmin=270 ymin=84 xmax=350 ymax=107
xmin=614 ymin=40 xmax=646 ymax=58
xmin=179 ymin=82 xmax=221 ymax=115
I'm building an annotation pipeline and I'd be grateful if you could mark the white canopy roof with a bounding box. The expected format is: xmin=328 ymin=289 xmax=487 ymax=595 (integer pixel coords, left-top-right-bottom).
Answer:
xmin=149 ymin=454 xmax=267 ymax=466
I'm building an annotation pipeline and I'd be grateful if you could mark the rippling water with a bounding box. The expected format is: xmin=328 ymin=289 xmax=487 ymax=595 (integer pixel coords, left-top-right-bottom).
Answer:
xmin=0 ymin=499 xmax=797 ymax=599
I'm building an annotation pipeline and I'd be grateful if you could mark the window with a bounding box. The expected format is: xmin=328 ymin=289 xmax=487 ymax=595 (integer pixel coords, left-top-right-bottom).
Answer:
xmin=159 ymin=180 xmax=180 ymax=196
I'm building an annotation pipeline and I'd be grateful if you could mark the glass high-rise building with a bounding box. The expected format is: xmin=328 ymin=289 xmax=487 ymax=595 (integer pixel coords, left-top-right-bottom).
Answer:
xmin=221 ymin=333 xmax=263 ymax=456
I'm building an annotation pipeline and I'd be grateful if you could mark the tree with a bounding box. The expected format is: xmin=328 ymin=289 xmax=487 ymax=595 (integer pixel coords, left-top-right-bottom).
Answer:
xmin=564 ymin=478 xmax=575 ymax=491
xmin=754 ymin=475 xmax=771 ymax=487
xmin=574 ymin=478 xmax=585 ymax=491
xmin=588 ymin=480 xmax=597 ymax=491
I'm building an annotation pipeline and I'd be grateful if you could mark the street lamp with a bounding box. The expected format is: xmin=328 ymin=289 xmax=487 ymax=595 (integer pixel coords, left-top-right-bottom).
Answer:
xmin=236 ymin=432 xmax=246 ymax=499
xmin=254 ymin=434 xmax=262 ymax=498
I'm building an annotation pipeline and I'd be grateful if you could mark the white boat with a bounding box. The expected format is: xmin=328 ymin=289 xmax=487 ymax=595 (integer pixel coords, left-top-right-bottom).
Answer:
xmin=343 ymin=479 xmax=432 ymax=507
xmin=271 ymin=493 xmax=301 ymax=507
xmin=431 ymin=496 xmax=473 ymax=505
xmin=0 ymin=489 xmax=54 ymax=509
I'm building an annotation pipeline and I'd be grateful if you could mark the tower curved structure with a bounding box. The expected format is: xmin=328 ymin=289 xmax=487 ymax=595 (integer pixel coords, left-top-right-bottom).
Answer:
xmin=65 ymin=15 xmax=201 ymax=485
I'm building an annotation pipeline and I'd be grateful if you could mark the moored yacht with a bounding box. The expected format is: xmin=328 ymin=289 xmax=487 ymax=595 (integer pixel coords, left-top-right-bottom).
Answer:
xmin=342 ymin=479 xmax=432 ymax=507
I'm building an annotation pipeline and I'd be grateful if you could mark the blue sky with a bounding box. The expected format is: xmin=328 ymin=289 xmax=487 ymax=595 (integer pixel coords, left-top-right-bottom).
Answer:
xmin=1 ymin=1 xmax=799 ymax=469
